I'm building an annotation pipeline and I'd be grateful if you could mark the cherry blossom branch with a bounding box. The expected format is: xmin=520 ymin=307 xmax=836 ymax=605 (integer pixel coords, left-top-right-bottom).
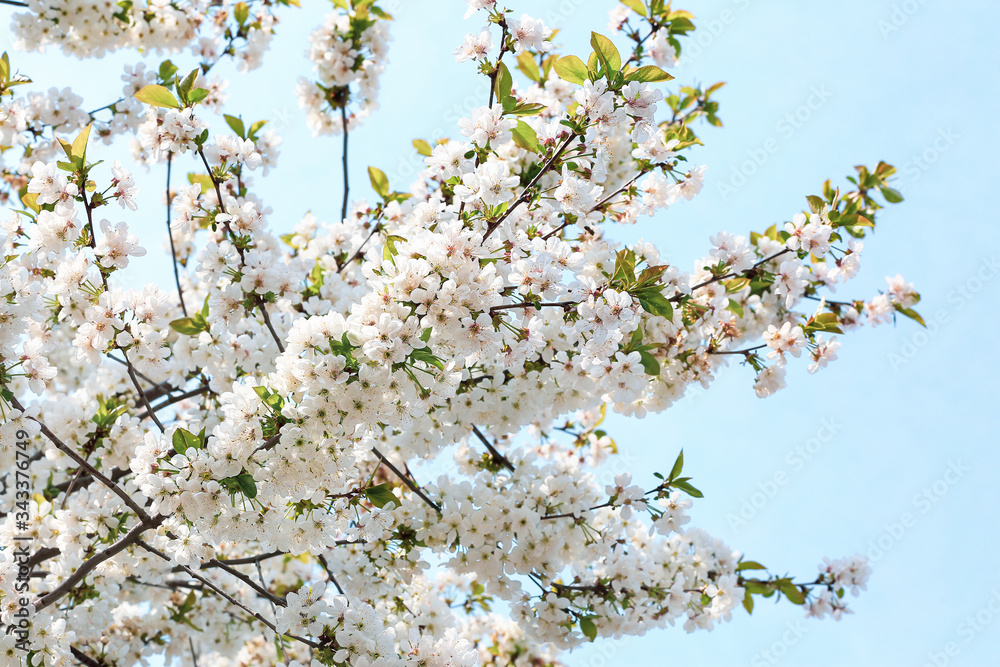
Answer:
xmin=471 ymin=426 xmax=515 ymax=472
xmin=489 ymin=300 xmax=576 ymax=314
xmin=166 ymin=152 xmax=188 ymax=317
xmin=482 ymin=132 xmax=580 ymax=242
xmin=121 ymin=347 xmax=166 ymax=432
xmin=340 ymin=104 xmax=349 ymax=223
xmin=11 ymin=396 xmax=152 ymax=522
xmin=204 ymin=557 xmax=285 ymax=606
xmin=339 ymin=220 xmax=382 ymax=274
xmin=0 ymin=0 xmax=28 ymax=7
xmin=197 ymin=146 xmax=285 ymax=353
xmin=317 ymin=553 xmax=345 ymax=595
xmin=208 ymin=550 xmax=286 ymax=567
xmin=371 ymin=446 xmax=441 ymax=514
xmin=34 ymin=514 xmax=166 ymax=612
xmin=673 ymin=248 xmax=792 ymax=302
xmin=137 ymin=540 xmax=322 ymax=650
xmin=134 ymin=383 xmax=210 ymax=421
xmin=70 ymin=647 xmax=103 ymax=667
xmin=487 ymin=17 xmax=510 ymax=108
xmin=708 ymin=343 xmax=767 ymax=356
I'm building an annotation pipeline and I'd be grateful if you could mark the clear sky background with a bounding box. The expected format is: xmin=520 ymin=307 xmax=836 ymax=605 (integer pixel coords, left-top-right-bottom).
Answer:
xmin=5 ymin=1 xmax=1000 ymax=666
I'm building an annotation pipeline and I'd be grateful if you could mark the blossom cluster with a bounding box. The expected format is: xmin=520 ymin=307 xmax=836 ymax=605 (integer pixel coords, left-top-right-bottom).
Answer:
xmin=0 ymin=0 xmax=918 ymax=665
xmin=296 ymin=4 xmax=392 ymax=136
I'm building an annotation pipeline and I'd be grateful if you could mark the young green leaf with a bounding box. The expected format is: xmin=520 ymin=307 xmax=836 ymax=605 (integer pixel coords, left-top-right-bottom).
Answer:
xmin=134 ymin=84 xmax=180 ymax=109
xmin=368 ymin=166 xmax=389 ymax=198
xmin=624 ymin=65 xmax=674 ymax=83
xmin=511 ymin=120 xmax=539 ymax=153
xmin=412 ymin=139 xmax=433 ymax=157
xmin=590 ymin=32 xmax=622 ymax=74
xmin=365 ymin=483 xmax=397 ymax=508
xmin=553 ymin=55 xmax=588 ymax=84
xmin=516 ymin=52 xmax=541 ymax=82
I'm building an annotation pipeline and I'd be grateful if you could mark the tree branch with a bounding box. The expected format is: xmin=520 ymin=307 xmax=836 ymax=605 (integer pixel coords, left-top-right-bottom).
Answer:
xmin=165 ymin=152 xmax=188 ymax=317
xmin=371 ymin=447 xmax=441 ymax=514
xmin=34 ymin=515 xmax=165 ymax=612
xmin=12 ymin=397 xmax=152 ymax=522
xmin=471 ymin=426 xmax=515 ymax=472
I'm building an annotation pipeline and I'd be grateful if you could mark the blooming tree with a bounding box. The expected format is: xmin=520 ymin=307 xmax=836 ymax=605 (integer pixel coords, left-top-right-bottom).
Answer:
xmin=0 ymin=0 xmax=924 ymax=665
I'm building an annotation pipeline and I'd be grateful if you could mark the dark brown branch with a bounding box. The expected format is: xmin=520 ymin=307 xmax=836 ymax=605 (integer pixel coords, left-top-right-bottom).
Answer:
xmin=489 ymin=301 xmax=576 ymax=314
xmin=135 ymin=383 xmax=210 ymax=421
xmin=137 ymin=540 xmax=321 ymax=649
xmin=340 ymin=104 xmax=350 ymax=223
xmin=673 ymin=248 xmax=792 ymax=302
xmin=34 ymin=515 xmax=165 ymax=612
xmin=482 ymin=133 xmax=580 ymax=242
xmin=471 ymin=426 xmax=515 ymax=472
xmin=371 ymin=447 xmax=441 ymax=514
xmin=166 ymin=152 xmax=188 ymax=317
xmin=12 ymin=397 xmax=152 ymax=522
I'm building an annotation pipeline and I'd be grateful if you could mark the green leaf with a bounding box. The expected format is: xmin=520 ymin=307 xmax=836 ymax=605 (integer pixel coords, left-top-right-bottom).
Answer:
xmin=511 ymin=120 xmax=539 ymax=153
xmin=187 ymin=88 xmax=210 ymax=104
xmin=507 ymin=102 xmax=547 ymax=116
xmin=668 ymin=450 xmax=684 ymax=481
xmin=70 ymin=123 xmax=92 ymax=163
xmin=727 ymin=299 xmax=744 ymax=318
xmin=743 ymin=592 xmax=754 ymax=614
xmin=247 ymin=120 xmax=267 ymax=140
xmin=624 ymin=65 xmax=674 ymax=82
xmin=365 ymin=483 xmax=397 ymax=508
xmin=169 ymin=317 xmax=206 ymax=336
xmin=880 ymin=186 xmax=904 ymax=203
xmin=412 ymin=139 xmax=433 ymax=157
xmin=620 ymin=0 xmax=647 ymax=16
xmin=778 ymin=580 xmax=806 ymax=605
xmin=234 ymin=1 xmax=249 ymax=25
xmin=579 ymin=616 xmax=598 ymax=642
xmin=672 ymin=479 xmax=703 ymax=498
xmin=516 ymin=52 xmax=541 ymax=82
xmin=611 ymin=249 xmax=637 ymax=285
xmin=236 ymin=473 xmax=257 ymax=499
xmin=134 ymin=84 xmax=180 ymax=109
xmin=158 ymin=60 xmax=178 ymax=83
xmin=638 ymin=350 xmax=660 ymax=376
xmin=553 ymin=55 xmax=588 ymax=85
xmin=224 ymin=114 xmax=246 ymax=138
xmin=368 ymin=166 xmax=389 ymax=198
xmin=894 ymin=304 xmax=926 ymax=327
xmin=494 ymin=61 xmax=513 ymax=105
xmin=172 ymin=428 xmax=202 ymax=456
xmin=176 ymin=68 xmax=199 ymax=103
xmin=590 ymin=32 xmax=622 ymax=75
xmin=410 ymin=347 xmax=445 ymax=370
xmin=736 ymin=560 xmax=767 ymax=571
xmin=635 ymin=288 xmax=674 ymax=320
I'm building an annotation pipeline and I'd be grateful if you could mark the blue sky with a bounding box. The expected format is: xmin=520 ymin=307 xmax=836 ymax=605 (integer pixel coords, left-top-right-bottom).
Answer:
xmin=7 ymin=1 xmax=1000 ymax=665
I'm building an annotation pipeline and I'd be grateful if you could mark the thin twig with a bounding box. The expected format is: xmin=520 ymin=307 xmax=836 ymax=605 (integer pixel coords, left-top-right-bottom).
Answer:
xmin=470 ymin=426 xmax=515 ymax=472
xmin=340 ymin=104 xmax=349 ymax=223
xmin=673 ymin=248 xmax=791 ymax=302
xmin=317 ymin=553 xmax=345 ymax=595
xmin=371 ymin=447 xmax=441 ymax=514
xmin=482 ymin=133 xmax=579 ymax=242
xmin=121 ymin=348 xmax=165 ymax=432
xmin=135 ymin=383 xmax=210 ymax=421
xmin=34 ymin=515 xmax=165 ymax=612
xmin=12 ymin=397 xmax=152 ymax=522
xmin=137 ymin=540 xmax=321 ymax=649
xmin=166 ymin=152 xmax=188 ymax=317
